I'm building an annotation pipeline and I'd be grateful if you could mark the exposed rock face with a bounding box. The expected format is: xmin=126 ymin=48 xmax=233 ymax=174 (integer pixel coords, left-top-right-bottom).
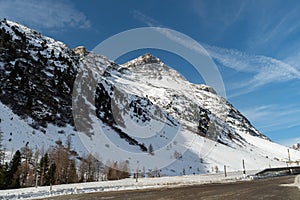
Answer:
xmin=73 ymin=46 xmax=88 ymax=57
xmin=0 ymin=19 xmax=79 ymax=129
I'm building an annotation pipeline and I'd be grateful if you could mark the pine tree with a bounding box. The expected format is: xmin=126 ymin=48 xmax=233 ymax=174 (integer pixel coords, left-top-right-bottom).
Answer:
xmin=39 ymin=153 xmax=49 ymax=186
xmin=44 ymin=163 xmax=56 ymax=186
xmin=0 ymin=163 xmax=7 ymax=189
xmin=7 ymin=150 xmax=21 ymax=189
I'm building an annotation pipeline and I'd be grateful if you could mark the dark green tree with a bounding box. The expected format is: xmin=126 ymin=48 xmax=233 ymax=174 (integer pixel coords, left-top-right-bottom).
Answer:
xmin=0 ymin=163 xmax=7 ymax=189
xmin=6 ymin=150 xmax=21 ymax=189
xmin=44 ymin=163 xmax=56 ymax=186
xmin=39 ymin=153 xmax=49 ymax=186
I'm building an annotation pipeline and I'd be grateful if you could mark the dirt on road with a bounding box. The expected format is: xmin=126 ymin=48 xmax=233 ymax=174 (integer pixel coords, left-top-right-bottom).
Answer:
xmin=43 ymin=175 xmax=300 ymax=200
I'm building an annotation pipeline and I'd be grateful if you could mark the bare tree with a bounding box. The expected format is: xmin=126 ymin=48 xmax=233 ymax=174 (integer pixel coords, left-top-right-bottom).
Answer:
xmin=19 ymin=144 xmax=33 ymax=187
xmin=104 ymin=160 xmax=130 ymax=180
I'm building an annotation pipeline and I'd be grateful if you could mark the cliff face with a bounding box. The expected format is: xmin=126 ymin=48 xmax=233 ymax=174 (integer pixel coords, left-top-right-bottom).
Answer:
xmin=0 ymin=19 xmax=79 ymax=130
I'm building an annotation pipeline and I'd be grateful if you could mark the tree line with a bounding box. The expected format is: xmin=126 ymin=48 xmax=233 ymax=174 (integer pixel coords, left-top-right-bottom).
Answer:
xmin=0 ymin=134 xmax=130 ymax=190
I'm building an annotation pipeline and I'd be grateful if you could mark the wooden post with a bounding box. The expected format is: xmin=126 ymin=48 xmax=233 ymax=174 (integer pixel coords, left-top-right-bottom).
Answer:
xmin=242 ymin=159 xmax=246 ymax=176
xmin=49 ymin=182 xmax=52 ymax=194
xmin=224 ymin=165 xmax=227 ymax=177
xmin=135 ymin=160 xmax=139 ymax=182
xmin=135 ymin=167 xmax=138 ymax=182
xmin=35 ymin=175 xmax=38 ymax=188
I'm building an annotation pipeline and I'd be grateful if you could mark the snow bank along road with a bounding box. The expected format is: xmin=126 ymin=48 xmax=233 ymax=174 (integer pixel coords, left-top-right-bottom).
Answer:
xmin=1 ymin=172 xmax=299 ymax=200
xmin=0 ymin=170 xmax=258 ymax=200
xmin=43 ymin=175 xmax=300 ymax=200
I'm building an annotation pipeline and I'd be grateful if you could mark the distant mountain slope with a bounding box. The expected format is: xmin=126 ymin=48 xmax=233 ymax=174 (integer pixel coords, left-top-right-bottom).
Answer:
xmin=292 ymin=143 xmax=300 ymax=151
xmin=1 ymin=19 xmax=299 ymax=176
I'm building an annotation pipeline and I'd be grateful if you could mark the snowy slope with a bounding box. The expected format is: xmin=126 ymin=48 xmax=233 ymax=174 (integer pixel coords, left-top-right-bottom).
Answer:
xmin=0 ymin=102 xmax=87 ymax=159
xmin=0 ymin=19 xmax=300 ymax=177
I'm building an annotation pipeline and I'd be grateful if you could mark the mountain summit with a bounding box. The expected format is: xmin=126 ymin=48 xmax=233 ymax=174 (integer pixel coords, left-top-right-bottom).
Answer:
xmin=124 ymin=53 xmax=162 ymax=66
xmin=1 ymin=19 xmax=299 ymax=175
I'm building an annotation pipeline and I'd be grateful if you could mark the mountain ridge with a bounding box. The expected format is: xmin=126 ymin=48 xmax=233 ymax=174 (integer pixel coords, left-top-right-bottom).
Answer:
xmin=1 ymin=19 xmax=299 ymax=176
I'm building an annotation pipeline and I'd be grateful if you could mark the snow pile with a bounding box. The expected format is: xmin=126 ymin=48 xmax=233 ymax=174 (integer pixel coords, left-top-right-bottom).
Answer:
xmin=282 ymin=174 xmax=300 ymax=190
xmin=295 ymin=175 xmax=300 ymax=189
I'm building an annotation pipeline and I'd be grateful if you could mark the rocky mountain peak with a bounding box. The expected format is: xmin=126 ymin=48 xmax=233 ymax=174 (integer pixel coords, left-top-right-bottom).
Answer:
xmin=123 ymin=53 xmax=162 ymax=68
xmin=73 ymin=46 xmax=88 ymax=57
xmin=137 ymin=53 xmax=161 ymax=64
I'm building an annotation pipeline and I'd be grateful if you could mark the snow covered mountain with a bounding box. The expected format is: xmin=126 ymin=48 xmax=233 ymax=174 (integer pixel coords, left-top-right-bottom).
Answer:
xmin=292 ymin=143 xmax=300 ymax=151
xmin=1 ymin=19 xmax=299 ymax=176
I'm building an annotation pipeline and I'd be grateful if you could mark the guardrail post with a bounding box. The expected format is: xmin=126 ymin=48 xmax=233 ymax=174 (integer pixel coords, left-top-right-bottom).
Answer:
xmin=242 ymin=159 xmax=246 ymax=177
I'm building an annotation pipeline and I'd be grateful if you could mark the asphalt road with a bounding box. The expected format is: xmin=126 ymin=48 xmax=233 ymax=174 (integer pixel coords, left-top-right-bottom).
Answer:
xmin=43 ymin=175 xmax=300 ymax=200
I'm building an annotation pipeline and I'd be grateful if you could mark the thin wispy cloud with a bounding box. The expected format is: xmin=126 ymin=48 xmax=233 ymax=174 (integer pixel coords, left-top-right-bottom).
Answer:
xmin=279 ymin=137 xmax=300 ymax=147
xmin=241 ymin=104 xmax=300 ymax=146
xmin=242 ymin=105 xmax=300 ymax=122
xmin=133 ymin=10 xmax=300 ymax=96
xmin=241 ymin=104 xmax=300 ymax=132
xmin=133 ymin=10 xmax=159 ymax=27
xmin=205 ymin=45 xmax=300 ymax=90
xmin=133 ymin=10 xmax=208 ymax=56
xmin=0 ymin=0 xmax=91 ymax=30
xmin=191 ymin=0 xmax=247 ymax=38
xmin=240 ymin=2 xmax=300 ymax=54
xmin=284 ymin=52 xmax=300 ymax=70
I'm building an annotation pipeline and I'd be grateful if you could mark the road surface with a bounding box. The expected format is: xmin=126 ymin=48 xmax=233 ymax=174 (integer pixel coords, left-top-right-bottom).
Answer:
xmin=43 ymin=175 xmax=300 ymax=200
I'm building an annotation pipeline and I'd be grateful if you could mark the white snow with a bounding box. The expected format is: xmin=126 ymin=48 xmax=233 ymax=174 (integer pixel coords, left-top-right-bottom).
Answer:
xmin=0 ymin=170 xmax=258 ymax=200
xmin=295 ymin=175 xmax=300 ymax=189
xmin=282 ymin=174 xmax=300 ymax=190
xmin=0 ymin=102 xmax=88 ymax=159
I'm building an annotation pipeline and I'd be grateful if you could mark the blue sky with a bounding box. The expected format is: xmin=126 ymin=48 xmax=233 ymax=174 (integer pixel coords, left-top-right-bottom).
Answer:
xmin=1 ymin=0 xmax=300 ymax=146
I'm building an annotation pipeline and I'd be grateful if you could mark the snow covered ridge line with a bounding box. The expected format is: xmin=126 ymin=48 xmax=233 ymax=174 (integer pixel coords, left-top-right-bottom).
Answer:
xmin=0 ymin=171 xmax=258 ymax=200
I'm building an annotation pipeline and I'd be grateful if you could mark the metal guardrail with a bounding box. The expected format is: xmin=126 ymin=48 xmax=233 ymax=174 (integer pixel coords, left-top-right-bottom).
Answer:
xmin=255 ymin=166 xmax=300 ymax=177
